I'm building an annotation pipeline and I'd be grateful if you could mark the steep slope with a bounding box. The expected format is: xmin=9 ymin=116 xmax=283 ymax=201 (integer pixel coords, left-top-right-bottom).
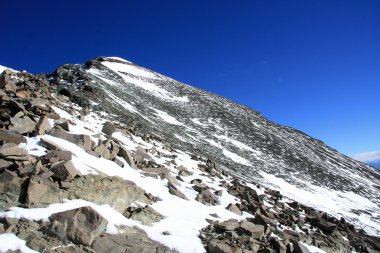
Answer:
xmin=0 ymin=60 xmax=379 ymax=253
xmin=49 ymin=56 xmax=380 ymax=235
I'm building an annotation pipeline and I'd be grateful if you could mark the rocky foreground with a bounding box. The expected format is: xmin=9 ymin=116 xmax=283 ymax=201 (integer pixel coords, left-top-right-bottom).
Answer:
xmin=0 ymin=67 xmax=379 ymax=253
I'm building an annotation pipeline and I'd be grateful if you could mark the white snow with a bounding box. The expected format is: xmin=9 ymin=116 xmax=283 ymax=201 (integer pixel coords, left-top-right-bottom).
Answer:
xmin=259 ymin=171 xmax=380 ymax=235
xmin=104 ymin=56 xmax=132 ymax=63
xmin=152 ymin=108 xmax=183 ymax=125
xmin=0 ymin=65 xmax=18 ymax=73
xmin=191 ymin=118 xmax=207 ymax=127
xmin=222 ymin=149 xmax=251 ymax=166
xmin=18 ymin=136 xmax=47 ymax=157
xmin=6 ymin=133 xmax=251 ymax=253
xmin=0 ymin=233 xmax=38 ymax=253
xmin=299 ymin=241 xmax=326 ymax=253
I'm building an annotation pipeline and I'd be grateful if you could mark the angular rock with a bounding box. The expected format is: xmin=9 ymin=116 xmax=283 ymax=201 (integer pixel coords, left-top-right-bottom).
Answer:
xmin=239 ymin=220 xmax=265 ymax=239
xmin=51 ymin=160 xmax=80 ymax=181
xmin=196 ymin=189 xmax=218 ymax=205
xmin=9 ymin=116 xmax=36 ymax=134
xmin=50 ymin=206 xmax=108 ymax=246
xmin=66 ymin=175 xmax=151 ymax=212
xmin=226 ymin=203 xmax=242 ymax=215
xmin=208 ymin=240 xmax=242 ymax=253
xmin=0 ymin=159 xmax=13 ymax=170
xmin=128 ymin=206 xmax=163 ymax=225
xmin=101 ymin=122 xmax=115 ymax=135
xmin=0 ymin=143 xmax=28 ymax=157
xmin=0 ymin=129 xmax=27 ymax=144
xmin=168 ymin=183 xmax=188 ymax=200
xmin=91 ymin=227 xmax=176 ymax=253
xmin=0 ymin=170 xmax=22 ymax=209
xmin=37 ymin=116 xmax=52 ymax=135
xmin=27 ymin=176 xmax=62 ymax=207
xmin=47 ymin=128 xmax=92 ymax=151
xmin=42 ymin=150 xmax=72 ymax=163
xmin=118 ymin=146 xmax=136 ymax=169
xmin=215 ymin=219 xmax=240 ymax=231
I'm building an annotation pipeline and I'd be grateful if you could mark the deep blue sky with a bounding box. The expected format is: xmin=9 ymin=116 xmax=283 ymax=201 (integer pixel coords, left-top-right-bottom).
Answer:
xmin=1 ymin=0 xmax=379 ymax=155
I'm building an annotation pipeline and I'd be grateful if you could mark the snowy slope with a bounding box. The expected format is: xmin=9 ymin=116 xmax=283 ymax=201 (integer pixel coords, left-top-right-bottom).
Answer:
xmin=0 ymin=65 xmax=17 ymax=73
xmin=50 ymin=56 xmax=380 ymax=236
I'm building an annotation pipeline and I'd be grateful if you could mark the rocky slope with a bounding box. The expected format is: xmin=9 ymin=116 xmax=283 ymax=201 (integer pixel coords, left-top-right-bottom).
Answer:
xmin=0 ymin=59 xmax=379 ymax=253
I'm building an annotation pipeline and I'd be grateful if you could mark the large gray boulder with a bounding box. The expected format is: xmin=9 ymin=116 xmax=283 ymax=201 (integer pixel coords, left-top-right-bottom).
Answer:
xmin=50 ymin=206 xmax=108 ymax=246
xmin=91 ymin=227 xmax=176 ymax=253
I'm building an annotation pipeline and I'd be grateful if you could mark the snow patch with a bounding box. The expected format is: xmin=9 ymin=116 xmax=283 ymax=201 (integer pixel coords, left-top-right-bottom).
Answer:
xmin=0 ymin=233 xmax=38 ymax=253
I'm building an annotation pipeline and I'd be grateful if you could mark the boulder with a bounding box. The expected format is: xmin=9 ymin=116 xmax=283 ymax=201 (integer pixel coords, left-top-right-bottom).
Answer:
xmin=101 ymin=122 xmax=115 ymax=135
xmin=94 ymin=139 xmax=119 ymax=160
xmin=0 ymin=159 xmax=13 ymax=170
xmin=26 ymin=176 xmax=62 ymax=207
xmin=9 ymin=116 xmax=36 ymax=134
xmin=48 ymin=128 xmax=92 ymax=151
xmin=51 ymin=160 xmax=80 ymax=181
xmin=0 ymin=74 xmax=11 ymax=88
xmin=65 ymin=175 xmax=151 ymax=212
xmin=208 ymin=240 xmax=242 ymax=253
xmin=50 ymin=206 xmax=108 ymax=246
xmin=91 ymin=227 xmax=176 ymax=253
xmin=42 ymin=150 xmax=72 ymax=163
xmin=215 ymin=219 xmax=240 ymax=232
xmin=0 ymin=130 xmax=27 ymax=144
xmin=0 ymin=170 xmax=22 ymax=209
xmin=37 ymin=116 xmax=52 ymax=135
xmin=128 ymin=206 xmax=163 ymax=225
xmin=238 ymin=220 xmax=265 ymax=239
xmin=118 ymin=146 xmax=136 ymax=169
xmin=195 ymin=189 xmax=218 ymax=205
xmin=168 ymin=182 xmax=188 ymax=200
xmin=0 ymin=143 xmax=29 ymax=157
xmin=226 ymin=203 xmax=242 ymax=215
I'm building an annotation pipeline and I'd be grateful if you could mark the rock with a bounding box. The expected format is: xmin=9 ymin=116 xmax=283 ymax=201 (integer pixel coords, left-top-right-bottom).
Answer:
xmin=141 ymin=166 xmax=169 ymax=176
xmin=238 ymin=220 xmax=265 ymax=239
xmin=91 ymin=227 xmax=176 ymax=253
xmin=196 ymin=189 xmax=218 ymax=205
xmin=113 ymin=157 xmax=124 ymax=167
xmin=101 ymin=122 xmax=115 ymax=135
xmin=37 ymin=116 xmax=52 ymax=135
xmin=0 ymin=143 xmax=29 ymax=157
xmin=9 ymin=116 xmax=36 ymax=134
xmin=27 ymin=176 xmax=62 ymax=207
xmin=0 ymin=170 xmax=22 ymax=209
xmin=316 ymin=220 xmax=337 ymax=234
xmin=226 ymin=203 xmax=242 ymax=215
xmin=215 ymin=219 xmax=240 ymax=231
xmin=0 ymin=74 xmax=11 ymax=88
xmin=0 ymin=159 xmax=13 ymax=170
xmin=94 ymin=139 xmax=119 ymax=160
xmin=42 ymin=150 xmax=72 ymax=163
xmin=128 ymin=206 xmax=163 ymax=225
xmin=15 ymin=90 xmax=31 ymax=98
xmin=0 ymin=130 xmax=27 ymax=144
xmin=51 ymin=160 xmax=80 ymax=181
xmin=168 ymin=183 xmax=188 ymax=200
xmin=66 ymin=175 xmax=151 ymax=212
xmin=208 ymin=240 xmax=242 ymax=253
xmin=118 ymin=146 xmax=136 ymax=169
xmin=50 ymin=206 xmax=108 ymax=246
xmin=135 ymin=147 xmax=155 ymax=165
xmin=47 ymin=128 xmax=92 ymax=151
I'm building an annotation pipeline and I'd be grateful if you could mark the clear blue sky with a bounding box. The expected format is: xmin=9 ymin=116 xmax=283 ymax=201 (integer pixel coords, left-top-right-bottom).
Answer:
xmin=1 ymin=0 xmax=379 ymax=155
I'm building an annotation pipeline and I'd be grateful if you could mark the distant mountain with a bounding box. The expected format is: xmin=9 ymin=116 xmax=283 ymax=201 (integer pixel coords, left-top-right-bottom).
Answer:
xmin=352 ymin=151 xmax=380 ymax=170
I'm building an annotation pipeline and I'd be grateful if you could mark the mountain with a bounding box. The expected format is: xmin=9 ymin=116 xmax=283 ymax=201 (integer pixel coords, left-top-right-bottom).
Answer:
xmin=0 ymin=57 xmax=379 ymax=253
xmin=352 ymin=151 xmax=380 ymax=170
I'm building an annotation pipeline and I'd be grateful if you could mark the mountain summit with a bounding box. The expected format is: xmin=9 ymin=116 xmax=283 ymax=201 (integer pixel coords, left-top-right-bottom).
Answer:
xmin=0 ymin=57 xmax=379 ymax=252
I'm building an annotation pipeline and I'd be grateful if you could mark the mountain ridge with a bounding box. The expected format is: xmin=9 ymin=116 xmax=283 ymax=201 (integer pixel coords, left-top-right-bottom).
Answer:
xmin=0 ymin=57 xmax=379 ymax=253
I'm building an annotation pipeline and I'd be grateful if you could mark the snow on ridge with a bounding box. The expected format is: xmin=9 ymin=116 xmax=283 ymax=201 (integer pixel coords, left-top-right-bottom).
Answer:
xmin=0 ymin=65 xmax=18 ymax=73
xmin=0 ymin=233 xmax=38 ymax=253
xmin=104 ymin=56 xmax=132 ymax=63
xmin=351 ymin=151 xmax=380 ymax=163
xmin=96 ymin=62 xmax=189 ymax=102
